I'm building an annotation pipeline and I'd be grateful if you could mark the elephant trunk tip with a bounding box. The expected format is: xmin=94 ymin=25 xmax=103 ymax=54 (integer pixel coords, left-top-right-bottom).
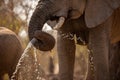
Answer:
xmin=32 ymin=30 xmax=55 ymax=51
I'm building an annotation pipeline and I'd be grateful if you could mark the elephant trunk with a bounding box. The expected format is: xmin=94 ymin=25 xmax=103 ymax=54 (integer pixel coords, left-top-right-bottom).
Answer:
xmin=28 ymin=3 xmax=56 ymax=51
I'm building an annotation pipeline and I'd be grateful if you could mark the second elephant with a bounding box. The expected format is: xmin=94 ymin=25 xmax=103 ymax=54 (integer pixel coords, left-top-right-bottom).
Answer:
xmin=0 ymin=27 xmax=23 ymax=80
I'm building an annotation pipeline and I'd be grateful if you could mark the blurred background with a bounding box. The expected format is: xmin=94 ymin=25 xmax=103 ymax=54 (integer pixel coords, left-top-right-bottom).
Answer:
xmin=0 ymin=0 xmax=39 ymax=48
xmin=0 ymin=0 xmax=88 ymax=80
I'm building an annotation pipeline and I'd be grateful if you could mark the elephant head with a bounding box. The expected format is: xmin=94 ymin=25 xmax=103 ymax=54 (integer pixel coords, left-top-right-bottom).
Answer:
xmin=28 ymin=0 xmax=120 ymax=51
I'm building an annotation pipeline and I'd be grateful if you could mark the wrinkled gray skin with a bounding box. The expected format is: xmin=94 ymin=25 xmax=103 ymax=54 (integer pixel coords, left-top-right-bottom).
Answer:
xmin=0 ymin=27 xmax=23 ymax=80
xmin=28 ymin=0 xmax=120 ymax=80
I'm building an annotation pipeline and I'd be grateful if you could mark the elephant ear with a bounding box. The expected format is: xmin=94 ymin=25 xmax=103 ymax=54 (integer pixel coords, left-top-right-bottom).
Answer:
xmin=85 ymin=0 xmax=120 ymax=28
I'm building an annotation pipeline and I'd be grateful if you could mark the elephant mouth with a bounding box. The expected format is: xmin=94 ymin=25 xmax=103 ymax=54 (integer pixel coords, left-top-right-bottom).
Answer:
xmin=46 ymin=17 xmax=65 ymax=30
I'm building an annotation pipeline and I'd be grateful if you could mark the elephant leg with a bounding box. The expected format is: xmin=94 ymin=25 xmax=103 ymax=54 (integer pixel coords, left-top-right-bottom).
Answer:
xmin=109 ymin=42 xmax=120 ymax=80
xmin=87 ymin=25 xmax=110 ymax=80
xmin=57 ymin=31 xmax=75 ymax=80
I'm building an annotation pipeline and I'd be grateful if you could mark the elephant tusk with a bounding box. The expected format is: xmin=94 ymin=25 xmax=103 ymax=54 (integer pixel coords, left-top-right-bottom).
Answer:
xmin=53 ymin=17 xmax=65 ymax=30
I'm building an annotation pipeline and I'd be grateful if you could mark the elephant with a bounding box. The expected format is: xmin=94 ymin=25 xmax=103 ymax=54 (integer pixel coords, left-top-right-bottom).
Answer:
xmin=28 ymin=0 xmax=120 ymax=80
xmin=0 ymin=27 xmax=23 ymax=80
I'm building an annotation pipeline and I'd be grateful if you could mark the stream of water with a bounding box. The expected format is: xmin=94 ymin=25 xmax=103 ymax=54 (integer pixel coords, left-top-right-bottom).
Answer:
xmin=11 ymin=38 xmax=46 ymax=80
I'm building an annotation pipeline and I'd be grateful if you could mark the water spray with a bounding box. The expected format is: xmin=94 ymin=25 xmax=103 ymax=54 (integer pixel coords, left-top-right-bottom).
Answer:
xmin=11 ymin=17 xmax=65 ymax=80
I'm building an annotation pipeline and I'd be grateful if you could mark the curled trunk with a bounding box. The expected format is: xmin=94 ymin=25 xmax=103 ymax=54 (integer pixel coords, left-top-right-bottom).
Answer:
xmin=28 ymin=2 xmax=55 ymax=51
